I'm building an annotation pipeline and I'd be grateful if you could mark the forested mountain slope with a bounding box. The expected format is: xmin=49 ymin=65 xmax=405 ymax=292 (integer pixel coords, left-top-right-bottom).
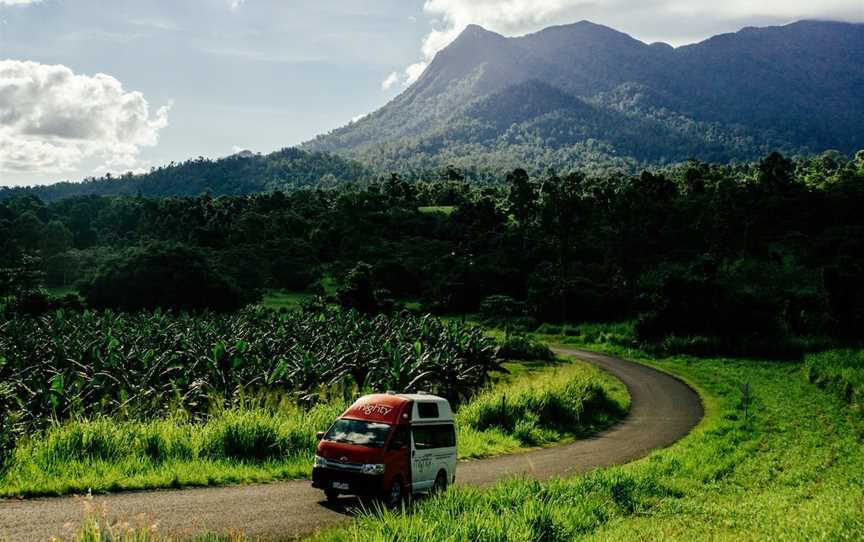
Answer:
xmin=304 ymin=20 xmax=864 ymax=177
xmin=0 ymin=148 xmax=370 ymax=202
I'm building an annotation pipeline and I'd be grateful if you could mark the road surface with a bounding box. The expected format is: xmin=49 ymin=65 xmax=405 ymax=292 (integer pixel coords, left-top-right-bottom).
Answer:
xmin=0 ymin=348 xmax=703 ymax=541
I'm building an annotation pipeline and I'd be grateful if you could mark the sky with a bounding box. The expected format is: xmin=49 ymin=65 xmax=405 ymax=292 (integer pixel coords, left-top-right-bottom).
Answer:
xmin=1 ymin=0 xmax=862 ymax=186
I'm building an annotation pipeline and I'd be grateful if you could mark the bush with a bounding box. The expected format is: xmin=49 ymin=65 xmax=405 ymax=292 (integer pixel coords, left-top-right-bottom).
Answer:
xmin=479 ymin=295 xmax=525 ymax=326
xmin=497 ymin=335 xmax=553 ymax=360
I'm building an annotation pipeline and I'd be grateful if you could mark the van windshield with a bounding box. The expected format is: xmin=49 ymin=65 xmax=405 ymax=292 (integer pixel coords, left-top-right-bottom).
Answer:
xmin=324 ymin=419 xmax=392 ymax=448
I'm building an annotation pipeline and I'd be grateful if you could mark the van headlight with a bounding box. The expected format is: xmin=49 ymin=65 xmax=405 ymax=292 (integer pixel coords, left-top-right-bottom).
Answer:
xmin=361 ymin=463 xmax=385 ymax=475
xmin=314 ymin=455 xmax=327 ymax=468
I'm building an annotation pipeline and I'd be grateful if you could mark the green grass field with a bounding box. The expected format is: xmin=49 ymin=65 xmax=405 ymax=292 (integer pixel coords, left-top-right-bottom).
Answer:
xmin=0 ymin=357 xmax=626 ymax=499
xmin=260 ymin=289 xmax=314 ymax=311
xmin=310 ymin=337 xmax=864 ymax=541
xmin=417 ymin=206 xmax=457 ymax=215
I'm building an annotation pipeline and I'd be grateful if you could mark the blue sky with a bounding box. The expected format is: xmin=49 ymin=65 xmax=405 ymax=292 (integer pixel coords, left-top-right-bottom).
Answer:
xmin=1 ymin=0 xmax=862 ymax=186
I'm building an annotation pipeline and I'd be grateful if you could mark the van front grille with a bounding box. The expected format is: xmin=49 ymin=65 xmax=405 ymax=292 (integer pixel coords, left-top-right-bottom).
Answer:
xmin=319 ymin=457 xmax=363 ymax=472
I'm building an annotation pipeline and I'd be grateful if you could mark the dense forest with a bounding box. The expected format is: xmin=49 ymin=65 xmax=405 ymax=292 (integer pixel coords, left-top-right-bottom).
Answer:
xmin=2 ymin=149 xmax=862 ymax=355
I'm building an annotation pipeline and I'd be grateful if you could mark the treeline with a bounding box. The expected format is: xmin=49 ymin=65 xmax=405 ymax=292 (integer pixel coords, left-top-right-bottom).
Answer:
xmin=0 ymin=148 xmax=371 ymax=203
xmin=2 ymin=150 xmax=863 ymax=354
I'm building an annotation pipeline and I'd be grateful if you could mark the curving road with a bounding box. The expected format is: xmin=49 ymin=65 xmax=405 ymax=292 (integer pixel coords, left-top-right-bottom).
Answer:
xmin=0 ymin=348 xmax=703 ymax=541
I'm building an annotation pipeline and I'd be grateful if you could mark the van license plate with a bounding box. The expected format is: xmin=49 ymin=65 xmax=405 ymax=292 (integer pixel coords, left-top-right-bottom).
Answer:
xmin=333 ymin=482 xmax=349 ymax=490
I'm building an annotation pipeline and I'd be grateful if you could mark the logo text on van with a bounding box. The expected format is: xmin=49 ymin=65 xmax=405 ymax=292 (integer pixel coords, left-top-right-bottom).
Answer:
xmin=361 ymin=404 xmax=393 ymax=417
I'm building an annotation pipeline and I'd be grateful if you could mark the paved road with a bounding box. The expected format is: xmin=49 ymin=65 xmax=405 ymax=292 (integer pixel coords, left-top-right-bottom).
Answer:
xmin=0 ymin=348 xmax=703 ymax=541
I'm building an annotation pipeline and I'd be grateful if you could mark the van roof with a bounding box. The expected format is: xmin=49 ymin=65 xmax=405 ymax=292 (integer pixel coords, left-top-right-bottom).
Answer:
xmin=341 ymin=394 xmax=410 ymax=424
xmin=340 ymin=393 xmax=452 ymax=424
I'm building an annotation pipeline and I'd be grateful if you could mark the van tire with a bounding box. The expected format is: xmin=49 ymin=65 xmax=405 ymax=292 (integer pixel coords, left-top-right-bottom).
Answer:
xmin=383 ymin=477 xmax=404 ymax=508
xmin=432 ymin=470 xmax=448 ymax=494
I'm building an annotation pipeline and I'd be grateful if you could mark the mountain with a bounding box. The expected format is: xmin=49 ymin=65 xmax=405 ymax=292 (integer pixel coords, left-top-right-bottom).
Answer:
xmin=0 ymin=148 xmax=370 ymax=202
xmin=304 ymin=20 xmax=864 ymax=177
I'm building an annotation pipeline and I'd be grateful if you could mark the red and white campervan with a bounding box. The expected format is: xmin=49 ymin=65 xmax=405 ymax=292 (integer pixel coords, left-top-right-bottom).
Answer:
xmin=312 ymin=392 xmax=457 ymax=505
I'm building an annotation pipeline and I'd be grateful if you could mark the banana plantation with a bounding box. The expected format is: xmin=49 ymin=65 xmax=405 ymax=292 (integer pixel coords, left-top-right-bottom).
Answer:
xmin=0 ymin=307 xmax=498 ymax=452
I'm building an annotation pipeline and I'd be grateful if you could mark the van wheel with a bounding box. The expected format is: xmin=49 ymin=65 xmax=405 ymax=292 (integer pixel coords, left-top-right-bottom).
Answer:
xmin=431 ymin=471 xmax=448 ymax=494
xmin=324 ymin=489 xmax=339 ymax=502
xmin=383 ymin=478 xmax=403 ymax=508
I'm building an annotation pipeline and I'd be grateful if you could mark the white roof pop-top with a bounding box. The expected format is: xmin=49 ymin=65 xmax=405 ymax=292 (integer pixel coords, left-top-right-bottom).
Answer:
xmin=397 ymin=394 xmax=454 ymax=422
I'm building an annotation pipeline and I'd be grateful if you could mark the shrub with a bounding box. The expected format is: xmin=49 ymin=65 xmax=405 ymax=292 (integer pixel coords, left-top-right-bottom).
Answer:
xmin=497 ymin=335 xmax=553 ymax=360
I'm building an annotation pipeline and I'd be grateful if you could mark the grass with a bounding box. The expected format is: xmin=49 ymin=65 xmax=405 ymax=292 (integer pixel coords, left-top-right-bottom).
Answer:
xmin=0 ymin=404 xmax=343 ymax=498
xmin=259 ymin=289 xmax=314 ymax=311
xmin=68 ymin=514 xmax=241 ymax=541
xmin=0 ymin=357 xmax=627 ymax=499
xmin=803 ymin=349 xmax=864 ymax=409
xmin=310 ymin=334 xmax=864 ymax=541
xmin=457 ymin=360 xmax=629 ymax=459
xmin=259 ymin=276 xmax=339 ymax=312
xmin=417 ymin=206 xmax=457 ymax=215
xmin=46 ymin=286 xmax=80 ymax=297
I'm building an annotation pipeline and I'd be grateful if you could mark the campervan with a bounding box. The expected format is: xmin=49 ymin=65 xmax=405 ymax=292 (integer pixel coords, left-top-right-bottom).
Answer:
xmin=312 ymin=392 xmax=456 ymax=505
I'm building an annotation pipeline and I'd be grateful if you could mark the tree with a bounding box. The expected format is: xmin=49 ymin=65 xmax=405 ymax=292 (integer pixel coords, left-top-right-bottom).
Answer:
xmin=756 ymin=152 xmax=795 ymax=192
xmin=337 ymin=262 xmax=391 ymax=314
xmin=81 ymin=243 xmax=249 ymax=312
xmin=40 ymin=220 xmax=73 ymax=257
xmin=506 ymin=169 xmax=536 ymax=225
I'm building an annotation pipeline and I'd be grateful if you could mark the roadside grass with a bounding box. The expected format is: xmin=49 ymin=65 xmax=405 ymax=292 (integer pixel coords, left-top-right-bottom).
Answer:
xmin=457 ymin=361 xmax=629 ymax=459
xmin=0 ymin=357 xmax=628 ymax=499
xmin=803 ymin=349 xmax=864 ymax=410
xmin=69 ymin=514 xmax=241 ymax=541
xmin=310 ymin=341 xmax=864 ymax=541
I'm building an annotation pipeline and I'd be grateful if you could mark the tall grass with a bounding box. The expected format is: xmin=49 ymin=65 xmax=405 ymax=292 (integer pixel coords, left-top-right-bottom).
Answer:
xmin=0 ymin=403 xmax=342 ymax=498
xmin=0 ymin=359 xmax=627 ymax=498
xmin=803 ymin=349 xmax=864 ymax=408
xmin=457 ymin=362 xmax=628 ymax=454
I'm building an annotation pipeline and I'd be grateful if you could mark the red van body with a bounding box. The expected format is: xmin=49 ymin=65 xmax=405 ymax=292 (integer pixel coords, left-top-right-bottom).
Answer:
xmin=312 ymin=393 xmax=456 ymax=504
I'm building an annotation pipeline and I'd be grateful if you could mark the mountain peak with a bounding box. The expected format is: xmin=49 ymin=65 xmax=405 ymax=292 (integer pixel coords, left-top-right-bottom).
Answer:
xmin=453 ymin=23 xmax=505 ymax=43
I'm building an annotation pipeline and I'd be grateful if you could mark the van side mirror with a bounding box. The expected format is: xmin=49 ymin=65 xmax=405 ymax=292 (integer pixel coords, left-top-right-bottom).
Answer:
xmin=316 ymin=431 xmax=325 ymax=441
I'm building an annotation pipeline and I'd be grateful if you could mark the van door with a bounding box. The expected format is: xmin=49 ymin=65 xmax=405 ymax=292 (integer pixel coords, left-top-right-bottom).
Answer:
xmin=410 ymin=425 xmax=436 ymax=491
xmin=385 ymin=425 xmax=411 ymax=490
xmin=410 ymin=424 xmax=456 ymax=491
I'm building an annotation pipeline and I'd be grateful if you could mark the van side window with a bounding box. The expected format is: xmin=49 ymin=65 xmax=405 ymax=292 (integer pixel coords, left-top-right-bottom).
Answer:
xmin=417 ymin=402 xmax=439 ymax=418
xmin=389 ymin=426 xmax=408 ymax=450
xmin=412 ymin=424 xmax=456 ymax=449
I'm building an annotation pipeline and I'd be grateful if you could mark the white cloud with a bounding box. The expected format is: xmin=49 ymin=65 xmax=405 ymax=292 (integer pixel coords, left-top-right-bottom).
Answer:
xmin=0 ymin=0 xmax=41 ymax=5
xmin=384 ymin=0 xmax=864 ymax=89
xmin=381 ymin=71 xmax=401 ymax=90
xmin=0 ymin=60 xmax=170 ymax=174
xmin=229 ymin=0 xmax=245 ymax=10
